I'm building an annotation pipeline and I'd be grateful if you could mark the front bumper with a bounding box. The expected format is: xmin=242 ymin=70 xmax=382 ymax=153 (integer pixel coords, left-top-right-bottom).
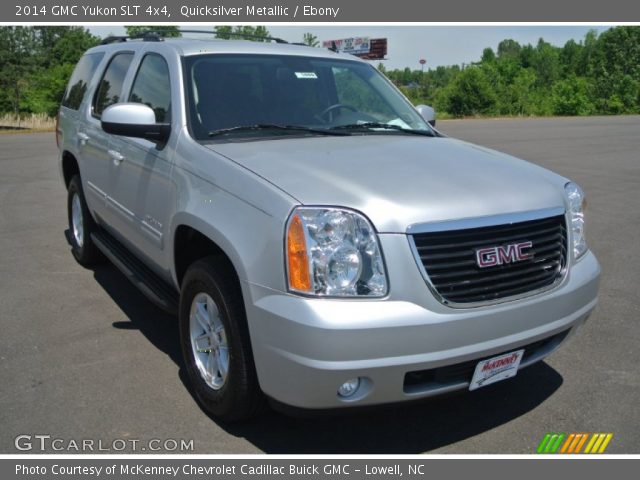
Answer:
xmin=244 ymin=240 xmax=600 ymax=409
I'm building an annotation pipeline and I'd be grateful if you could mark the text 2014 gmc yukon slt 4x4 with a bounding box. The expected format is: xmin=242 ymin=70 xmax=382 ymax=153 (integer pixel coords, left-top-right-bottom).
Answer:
xmin=57 ymin=34 xmax=600 ymax=421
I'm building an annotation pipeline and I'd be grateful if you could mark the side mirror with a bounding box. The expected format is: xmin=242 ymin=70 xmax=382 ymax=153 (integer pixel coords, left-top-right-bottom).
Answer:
xmin=101 ymin=103 xmax=170 ymax=143
xmin=416 ymin=104 xmax=436 ymax=127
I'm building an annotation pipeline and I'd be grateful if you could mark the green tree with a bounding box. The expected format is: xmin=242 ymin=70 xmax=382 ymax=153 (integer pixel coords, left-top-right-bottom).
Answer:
xmin=442 ymin=67 xmax=497 ymax=116
xmin=551 ymin=76 xmax=595 ymax=115
xmin=497 ymin=39 xmax=521 ymax=59
xmin=591 ymin=26 xmax=640 ymax=79
xmin=0 ymin=26 xmax=98 ymax=117
xmin=481 ymin=47 xmax=496 ymax=63
xmin=23 ymin=63 xmax=75 ymax=116
xmin=303 ymin=32 xmax=319 ymax=47
xmin=519 ymin=44 xmax=536 ymax=68
xmin=505 ymin=68 xmax=538 ymax=115
xmin=49 ymin=28 xmax=99 ymax=65
xmin=0 ymin=27 xmax=39 ymax=115
xmin=125 ymin=26 xmax=181 ymax=38
xmin=214 ymin=26 xmax=270 ymax=42
xmin=560 ymin=39 xmax=582 ymax=75
xmin=532 ymin=39 xmax=561 ymax=87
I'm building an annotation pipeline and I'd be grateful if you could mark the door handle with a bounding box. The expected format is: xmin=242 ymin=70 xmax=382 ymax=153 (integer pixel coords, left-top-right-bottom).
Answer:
xmin=108 ymin=150 xmax=125 ymax=165
xmin=77 ymin=132 xmax=90 ymax=145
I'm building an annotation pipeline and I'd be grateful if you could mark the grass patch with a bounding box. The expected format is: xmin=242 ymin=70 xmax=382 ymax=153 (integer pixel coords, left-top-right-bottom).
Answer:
xmin=0 ymin=113 xmax=56 ymax=131
xmin=0 ymin=128 xmax=55 ymax=135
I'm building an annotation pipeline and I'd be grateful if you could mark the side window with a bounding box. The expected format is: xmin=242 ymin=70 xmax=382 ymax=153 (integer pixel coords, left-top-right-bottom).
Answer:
xmin=93 ymin=52 xmax=134 ymax=117
xmin=62 ymin=52 xmax=105 ymax=110
xmin=129 ymin=54 xmax=172 ymax=123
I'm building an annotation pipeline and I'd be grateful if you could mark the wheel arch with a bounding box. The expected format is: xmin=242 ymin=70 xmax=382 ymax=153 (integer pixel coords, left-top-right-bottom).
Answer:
xmin=61 ymin=150 xmax=80 ymax=188
xmin=171 ymin=213 xmax=248 ymax=292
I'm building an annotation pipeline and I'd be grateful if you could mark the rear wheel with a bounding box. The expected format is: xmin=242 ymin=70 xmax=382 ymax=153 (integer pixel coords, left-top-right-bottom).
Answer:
xmin=67 ymin=175 xmax=103 ymax=266
xmin=179 ymin=257 xmax=264 ymax=422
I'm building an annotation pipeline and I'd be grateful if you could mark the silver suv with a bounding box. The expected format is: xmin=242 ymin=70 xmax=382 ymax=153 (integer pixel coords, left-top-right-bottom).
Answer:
xmin=57 ymin=34 xmax=600 ymax=421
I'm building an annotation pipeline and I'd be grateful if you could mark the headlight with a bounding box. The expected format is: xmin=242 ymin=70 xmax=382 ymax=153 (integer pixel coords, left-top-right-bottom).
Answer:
xmin=285 ymin=207 xmax=388 ymax=297
xmin=564 ymin=182 xmax=587 ymax=259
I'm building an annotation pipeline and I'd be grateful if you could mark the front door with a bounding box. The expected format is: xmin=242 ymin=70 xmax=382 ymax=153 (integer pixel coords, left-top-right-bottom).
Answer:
xmin=107 ymin=53 xmax=176 ymax=269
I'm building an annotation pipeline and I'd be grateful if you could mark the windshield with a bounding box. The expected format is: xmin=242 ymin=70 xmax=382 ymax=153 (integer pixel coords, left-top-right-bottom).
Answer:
xmin=184 ymin=54 xmax=432 ymax=140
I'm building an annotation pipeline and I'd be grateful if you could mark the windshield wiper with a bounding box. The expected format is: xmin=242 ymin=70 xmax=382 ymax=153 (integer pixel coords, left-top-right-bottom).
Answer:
xmin=330 ymin=122 xmax=434 ymax=136
xmin=208 ymin=124 xmax=350 ymax=137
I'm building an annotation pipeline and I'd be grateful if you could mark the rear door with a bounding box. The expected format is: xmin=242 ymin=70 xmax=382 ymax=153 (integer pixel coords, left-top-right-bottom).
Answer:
xmin=59 ymin=52 xmax=104 ymax=213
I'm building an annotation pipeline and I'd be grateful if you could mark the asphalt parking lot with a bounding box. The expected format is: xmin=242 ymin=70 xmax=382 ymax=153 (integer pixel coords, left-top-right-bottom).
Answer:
xmin=1 ymin=116 xmax=638 ymax=454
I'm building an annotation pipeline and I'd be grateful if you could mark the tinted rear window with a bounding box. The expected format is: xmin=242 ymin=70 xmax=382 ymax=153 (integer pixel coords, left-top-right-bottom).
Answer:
xmin=62 ymin=53 xmax=105 ymax=110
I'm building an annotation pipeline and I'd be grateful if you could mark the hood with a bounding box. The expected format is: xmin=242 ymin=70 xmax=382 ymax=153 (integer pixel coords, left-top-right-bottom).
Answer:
xmin=207 ymin=135 xmax=567 ymax=233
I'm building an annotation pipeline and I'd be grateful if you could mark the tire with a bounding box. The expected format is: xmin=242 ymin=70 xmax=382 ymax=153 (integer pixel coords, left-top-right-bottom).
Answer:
xmin=67 ymin=175 xmax=103 ymax=266
xmin=179 ymin=256 xmax=264 ymax=422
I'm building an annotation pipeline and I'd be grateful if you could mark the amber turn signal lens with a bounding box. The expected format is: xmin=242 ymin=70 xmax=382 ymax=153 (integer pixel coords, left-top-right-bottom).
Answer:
xmin=287 ymin=214 xmax=311 ymax=292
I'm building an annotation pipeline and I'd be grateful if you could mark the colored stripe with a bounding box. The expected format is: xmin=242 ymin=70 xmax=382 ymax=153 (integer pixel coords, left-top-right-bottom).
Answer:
xmin=543 ymin=432 xmax=613 ymax=454
xmin=550 ymin=433 xmax=566 ymax=453
xmin=537 ymin=433 xmax=552 ymax=454
xmin=545 ymin=434 xmax=559 ymax=453
xmin=598 ymin=434 xmax=613 ymax=453
xmin=590 ymin=434 xmax=606 ymax=453
xmin=584 ymin=433 xmax=598 ymax=453
xmin=574 ymin=433 xmax=589 ymax=453
xmin=560 ymin=434 xmax=575 ymax=454
xmin=567 ymin=434 xmax=580 ymax=453
xmin=543 ymin=434 xmax=556 ymax=453
xmin=553 ymin=433 xmax=567 ymax=453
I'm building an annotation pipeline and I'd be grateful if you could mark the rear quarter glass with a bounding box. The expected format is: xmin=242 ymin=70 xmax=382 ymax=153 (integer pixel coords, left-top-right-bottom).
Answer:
xmin=62 ymin=52 xmax=105 ymax=110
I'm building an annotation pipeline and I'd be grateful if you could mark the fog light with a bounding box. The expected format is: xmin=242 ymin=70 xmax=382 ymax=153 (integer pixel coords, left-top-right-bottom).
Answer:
xmin=337 ymin=378 xmax=360 ymax=398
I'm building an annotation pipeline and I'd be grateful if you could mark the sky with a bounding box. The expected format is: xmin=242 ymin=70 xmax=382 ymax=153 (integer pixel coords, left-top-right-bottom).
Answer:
xmin=89 ymin=26 xmax=610 ymax=70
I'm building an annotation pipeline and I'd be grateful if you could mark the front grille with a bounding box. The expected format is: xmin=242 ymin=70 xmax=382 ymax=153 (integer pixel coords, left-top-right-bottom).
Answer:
xmin=404 ymin=329 xmax=569 ymax=393
xmin=411 ymin=214 xmax=567 ymax=304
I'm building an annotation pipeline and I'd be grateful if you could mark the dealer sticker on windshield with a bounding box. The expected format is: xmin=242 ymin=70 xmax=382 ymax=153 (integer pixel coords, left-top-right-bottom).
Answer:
xmin=469 ymin=349 xmax=524 ymax=391
xmin=294 ymin=72 xmax=318 ymax=79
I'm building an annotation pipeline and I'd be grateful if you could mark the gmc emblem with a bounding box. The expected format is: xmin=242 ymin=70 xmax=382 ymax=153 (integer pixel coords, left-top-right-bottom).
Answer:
xmin=476 ymin=241 xmax=533 ymax=268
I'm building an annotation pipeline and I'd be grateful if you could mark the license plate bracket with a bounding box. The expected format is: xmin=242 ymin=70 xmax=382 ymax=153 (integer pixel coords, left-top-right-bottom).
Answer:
xmin=469 ymin=349 xmax=524 ymax=391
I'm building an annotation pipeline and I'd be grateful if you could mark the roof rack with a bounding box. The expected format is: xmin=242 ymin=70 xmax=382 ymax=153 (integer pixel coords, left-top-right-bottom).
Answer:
xmin=100 ymin=32 xmax=163 ymax=45
xmin=101 ymin=29 xmax=289 ymax=45
xmin=178 ymin=29 xmax=288 ymax=44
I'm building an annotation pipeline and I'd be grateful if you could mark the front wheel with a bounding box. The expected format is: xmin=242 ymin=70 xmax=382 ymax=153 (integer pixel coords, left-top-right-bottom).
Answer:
xmin=179 ymin=257 xmax=264 ymax=422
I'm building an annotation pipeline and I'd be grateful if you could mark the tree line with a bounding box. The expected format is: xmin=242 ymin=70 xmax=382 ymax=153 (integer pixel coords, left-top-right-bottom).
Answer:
xmin=0 ymin=27 xmax=99 ymax=117
xmin=0 ymin=26 xmax=637 ymax=119
xmin=0 ymin=26 xmax=318 ymax=118
xmin=382 ymin=27 xmax=639 ymax=117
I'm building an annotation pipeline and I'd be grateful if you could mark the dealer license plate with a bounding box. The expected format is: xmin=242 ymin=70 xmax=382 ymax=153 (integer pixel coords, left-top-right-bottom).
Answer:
xmin=469 ymin=349 xmax=524 ymax=391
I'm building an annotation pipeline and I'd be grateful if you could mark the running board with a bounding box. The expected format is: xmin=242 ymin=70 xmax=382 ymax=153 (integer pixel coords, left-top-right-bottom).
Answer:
xmin=91 ymin=230 xmax=179 ymax=315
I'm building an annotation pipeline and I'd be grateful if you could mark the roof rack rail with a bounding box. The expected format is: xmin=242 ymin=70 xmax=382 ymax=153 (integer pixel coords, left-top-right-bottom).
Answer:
xmin=178 ymin=29 xmax=288 ymax=44
xmin=100 ymin=32 xmax=163 ymax=45
xmin=100 ymin=29 xmax=289 ymax=46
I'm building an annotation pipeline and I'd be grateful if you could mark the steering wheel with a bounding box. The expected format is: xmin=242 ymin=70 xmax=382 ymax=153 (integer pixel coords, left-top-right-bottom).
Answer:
xmin=317 ymin=103 xmax=359 ymax=122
